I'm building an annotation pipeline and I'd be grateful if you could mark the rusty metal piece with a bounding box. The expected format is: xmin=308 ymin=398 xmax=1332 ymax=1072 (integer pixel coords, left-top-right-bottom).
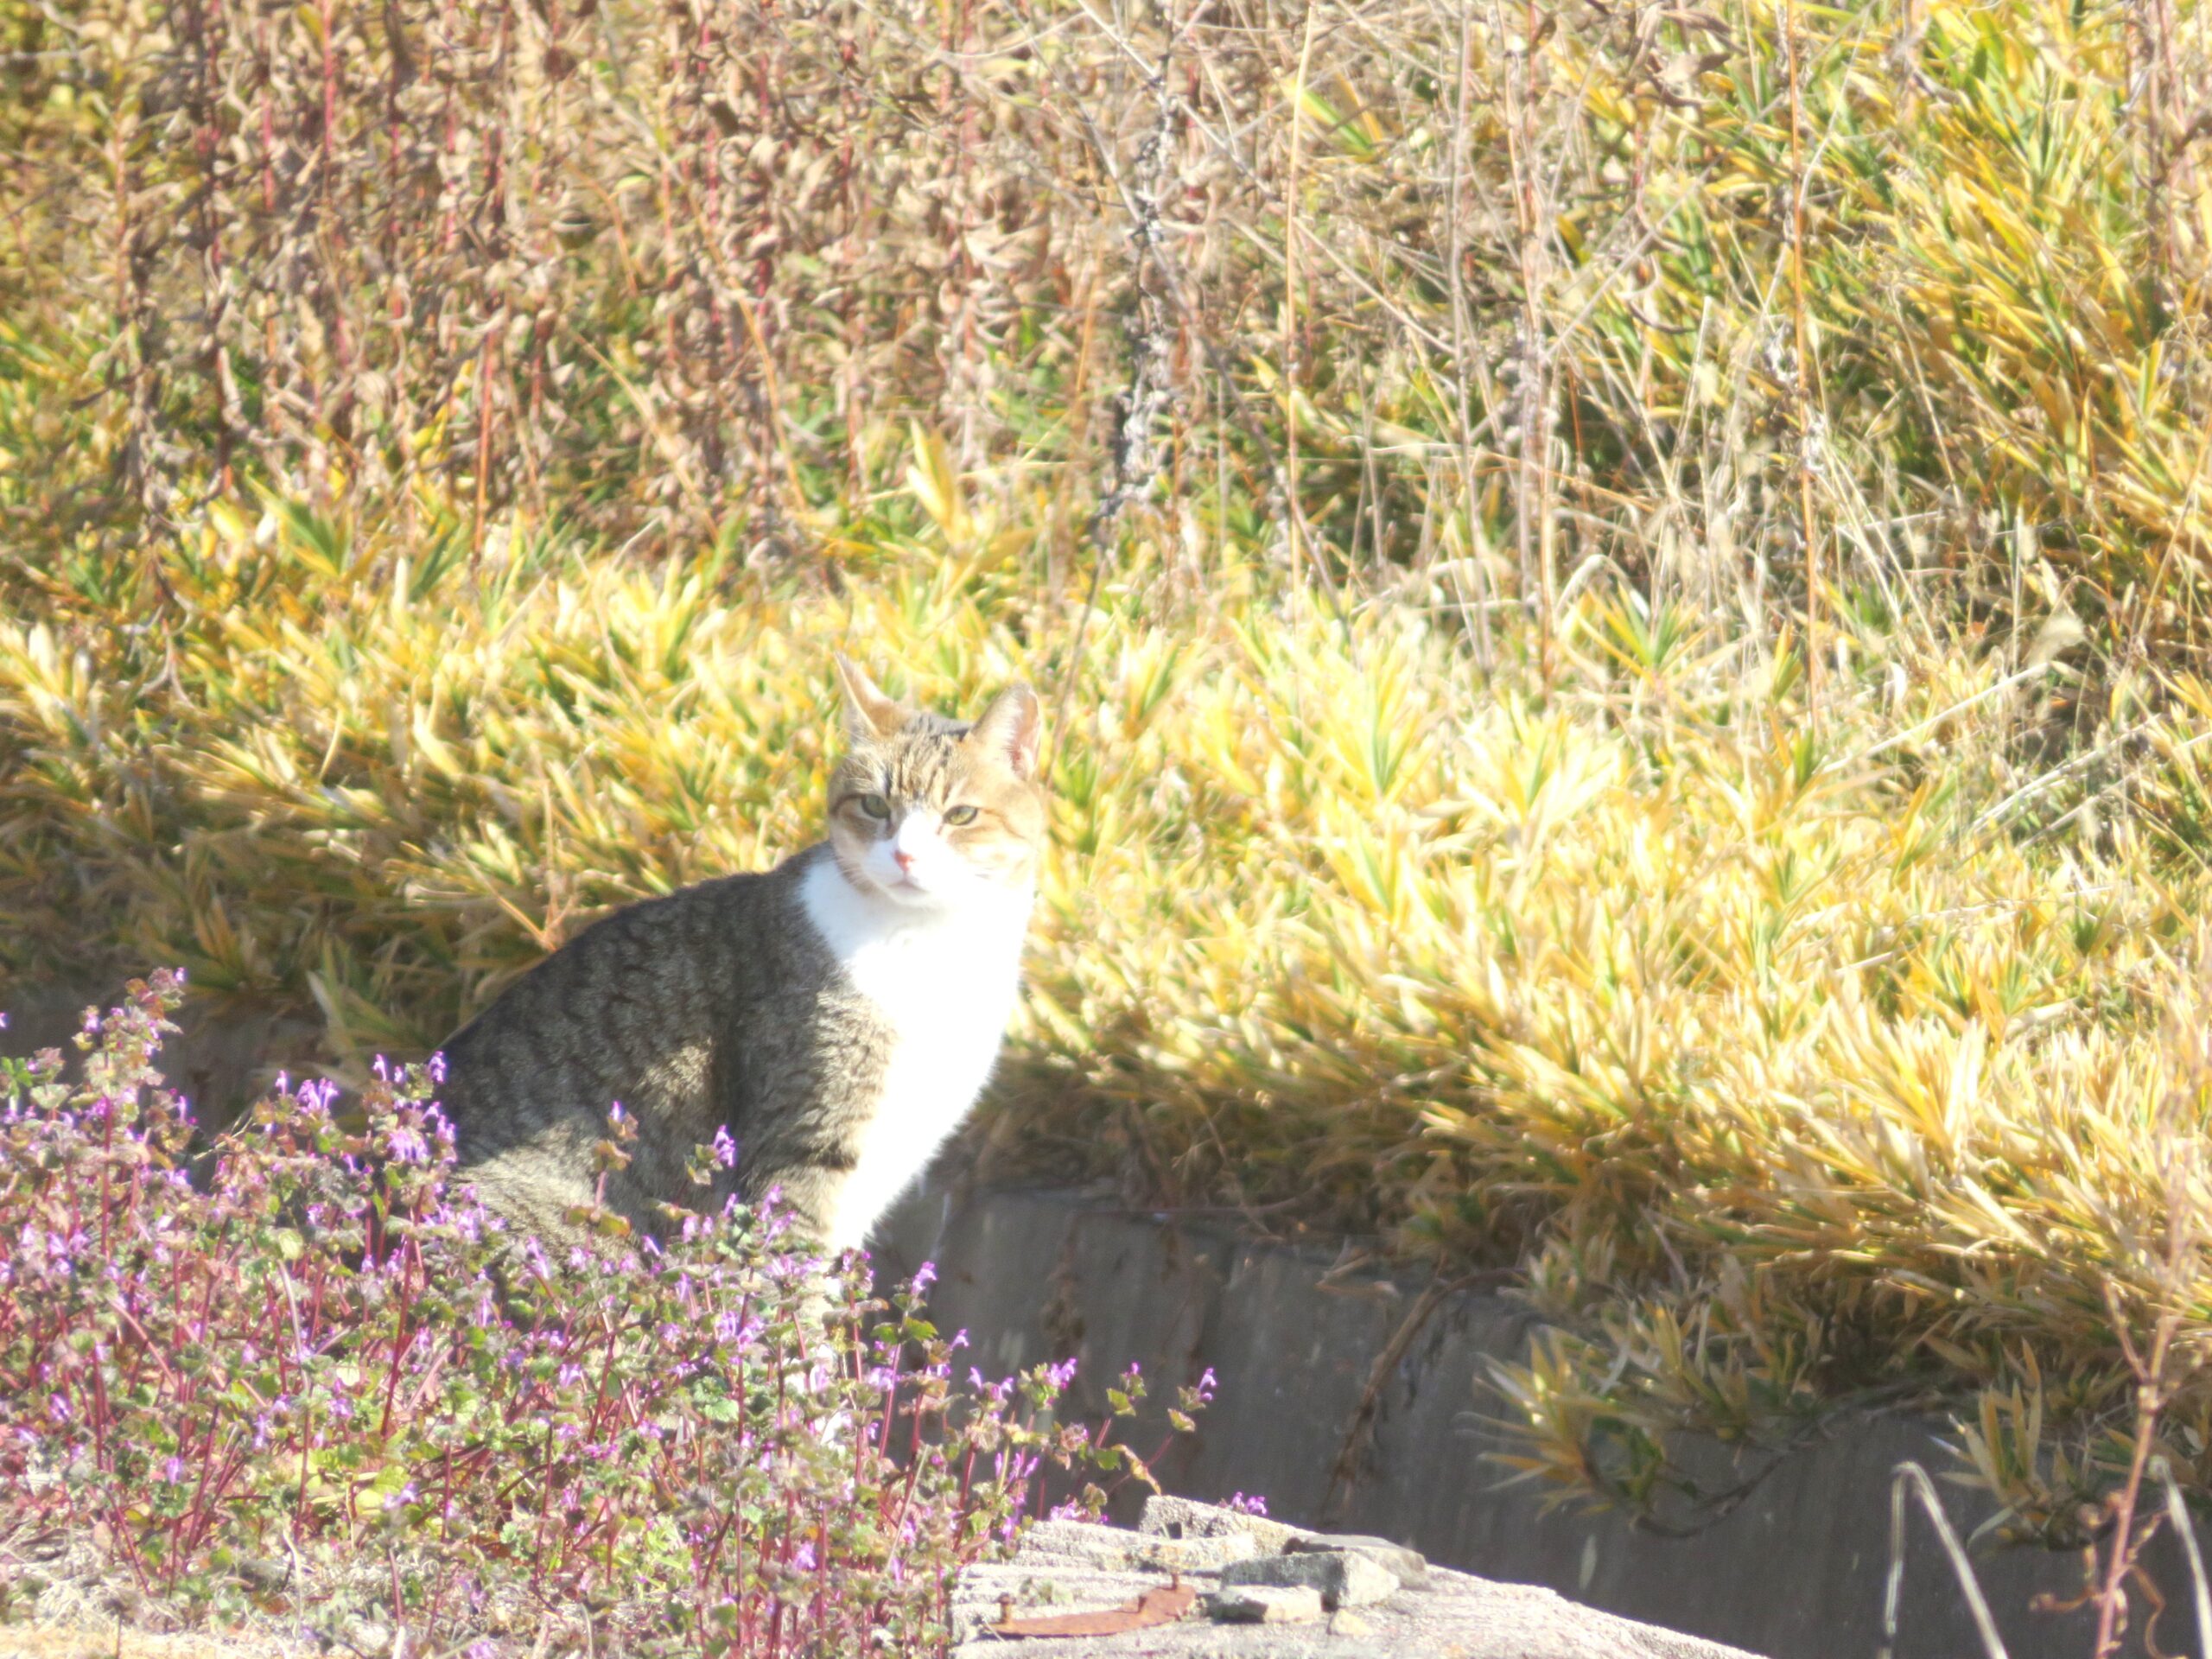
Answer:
xmin=986 ymin=1580 xmax=1198 ymax=1638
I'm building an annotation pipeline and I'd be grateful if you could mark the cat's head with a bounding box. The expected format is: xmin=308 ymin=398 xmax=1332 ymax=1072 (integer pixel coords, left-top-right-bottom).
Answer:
xmin=825 ymin=657 xmax=1047 ymax=910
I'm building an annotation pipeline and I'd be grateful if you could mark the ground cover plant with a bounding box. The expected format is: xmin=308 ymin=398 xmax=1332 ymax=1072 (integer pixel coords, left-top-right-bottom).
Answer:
xmin=16 ymin=0 xmax=2212 ymax=1621
xmin=17 ymin=509 xmax=2212 ymax=1545
xmin=0 ymin=973 xmax=1179 ymax=1655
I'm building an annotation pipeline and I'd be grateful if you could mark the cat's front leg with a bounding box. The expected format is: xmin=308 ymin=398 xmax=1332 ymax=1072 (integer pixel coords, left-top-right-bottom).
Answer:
xmin=744 ymin=1160 xmax=848 ymax=1256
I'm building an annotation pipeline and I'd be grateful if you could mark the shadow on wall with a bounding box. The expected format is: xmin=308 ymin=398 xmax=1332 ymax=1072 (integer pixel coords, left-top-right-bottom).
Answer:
xmin=874 ymin=1181 xmax=2171 ymax=1659
xmin=0 ymin=982 xmax=325 ymax=1132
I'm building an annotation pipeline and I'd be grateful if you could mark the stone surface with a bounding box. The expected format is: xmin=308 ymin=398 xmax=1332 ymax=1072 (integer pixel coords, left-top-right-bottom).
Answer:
xmin=1148 ymin=1532 xmax=1262 ymax=1572
xmin=955 ymin=1562 xmax=1768 ymax=1656
xmin=1219 ymin=1548 xmax=1399 ymax=1610
xmin=1140 ymin=1493 xmax=1306 ymax=1554
xmin=1017 ymin=1517 xmax=1258 ymax=1573
xmin=1206 ymin=1585 xmax=1325 ymax=1625
xmin=1289 ymin=1533 xmax=1429 ymax=1587
xmin=950 ymin=1497 xmax=1759 ymax=1657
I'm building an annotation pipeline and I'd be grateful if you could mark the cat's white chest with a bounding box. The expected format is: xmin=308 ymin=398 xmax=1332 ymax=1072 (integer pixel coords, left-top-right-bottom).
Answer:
xmin=799 ymin=856 xmax=1030 ymax=1249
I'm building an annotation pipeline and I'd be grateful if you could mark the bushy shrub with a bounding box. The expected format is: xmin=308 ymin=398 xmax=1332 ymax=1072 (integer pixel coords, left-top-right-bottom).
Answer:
xmin=0 ymin=971 xmax=1172 ymax=1655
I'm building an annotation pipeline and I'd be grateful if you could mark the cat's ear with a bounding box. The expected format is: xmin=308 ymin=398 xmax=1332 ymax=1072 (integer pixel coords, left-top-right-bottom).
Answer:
xmin=968 ymin=682 xmax=1041 ymax=779
xmin=835 ymin=655 xmax=906 ymax=741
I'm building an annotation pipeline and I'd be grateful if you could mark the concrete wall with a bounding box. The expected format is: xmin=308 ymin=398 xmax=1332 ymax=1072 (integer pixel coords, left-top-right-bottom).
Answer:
xmin=877 ymin=1182 xmax=2180 ymax=1659
xmin=1 ymin=982 xmax=321 ymax=1127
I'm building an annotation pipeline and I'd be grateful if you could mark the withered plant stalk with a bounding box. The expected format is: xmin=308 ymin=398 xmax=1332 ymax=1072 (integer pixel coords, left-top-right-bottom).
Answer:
xmin=1785 ymin=0 xmax=1821 ymax=733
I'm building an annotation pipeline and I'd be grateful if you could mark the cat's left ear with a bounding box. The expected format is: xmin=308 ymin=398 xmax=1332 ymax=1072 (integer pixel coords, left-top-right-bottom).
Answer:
xmin=836 ymin=655 xmax=906 ymax=741
xmin=968 ymin=682 xmax=1041 ymax=779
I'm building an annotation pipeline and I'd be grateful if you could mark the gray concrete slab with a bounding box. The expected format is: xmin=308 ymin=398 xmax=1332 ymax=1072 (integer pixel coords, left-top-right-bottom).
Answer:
xmin=880 ymin=1183 xmax=2163 ymax=1659
xmin=953 ymin=1495 xmax=1758 ymax=1658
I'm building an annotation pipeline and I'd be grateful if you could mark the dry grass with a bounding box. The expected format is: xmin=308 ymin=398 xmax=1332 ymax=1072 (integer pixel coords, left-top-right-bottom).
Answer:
xmin=14 ymin=0 xmax=2212 ymax=1535
xmin=10 ymin=483 xmax=2212 ymax=1535
xmin=14 ymin=0 xmax=2212 ymax=618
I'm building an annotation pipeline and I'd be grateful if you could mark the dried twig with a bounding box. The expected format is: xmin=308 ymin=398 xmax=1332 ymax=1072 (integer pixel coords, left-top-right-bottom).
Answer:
xmin=1321 ymin=1271 xmax=1502 ymax=1522
xmin=2154 ymin=1458 xmax=2212 ymax=1659
xmin=1783 ymin=0 xmax=1821 ymax=734
xmin=1882 ymin=1461 xmax=2009 ymax=1659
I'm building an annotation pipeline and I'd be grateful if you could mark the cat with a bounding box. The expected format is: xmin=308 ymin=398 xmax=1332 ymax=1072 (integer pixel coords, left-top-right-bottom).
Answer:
xmin=432 ymin=657 xmax=1046 ymax=1253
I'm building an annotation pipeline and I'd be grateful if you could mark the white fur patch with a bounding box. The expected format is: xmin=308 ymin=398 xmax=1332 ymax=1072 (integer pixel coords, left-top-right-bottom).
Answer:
xmin=799 ymin=854 xmax=1032 ymax=1250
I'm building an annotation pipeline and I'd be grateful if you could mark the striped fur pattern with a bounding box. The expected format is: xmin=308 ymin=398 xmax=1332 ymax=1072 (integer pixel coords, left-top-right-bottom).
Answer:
xmin=435 ymin=659 xmax=1046 ymax=1249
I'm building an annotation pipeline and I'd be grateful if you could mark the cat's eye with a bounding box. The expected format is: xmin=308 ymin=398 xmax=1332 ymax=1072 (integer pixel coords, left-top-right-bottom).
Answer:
xmin=858 ymin=794 xmax=892 ymax=820
xmin=943 ymin=805 xmax=980 ymax=827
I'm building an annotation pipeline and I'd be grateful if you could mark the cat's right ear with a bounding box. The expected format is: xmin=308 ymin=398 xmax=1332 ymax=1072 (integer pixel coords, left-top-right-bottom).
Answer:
xmin=968 ymin=681 xmax=1041 ymax=779
xmin=835 ymin=655 xmax=906 ymax=741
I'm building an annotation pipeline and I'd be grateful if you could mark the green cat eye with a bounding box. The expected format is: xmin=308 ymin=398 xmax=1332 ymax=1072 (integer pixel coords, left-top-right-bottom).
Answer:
xmin=858 ymin=793 xmax=892 ymax=820
xmin=943 ymin=805 xmax=979 ymax=827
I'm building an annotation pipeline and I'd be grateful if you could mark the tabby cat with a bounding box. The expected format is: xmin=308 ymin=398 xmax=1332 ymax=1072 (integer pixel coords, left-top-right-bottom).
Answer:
xmin=434 ymin=658 xmax=1046 ymax=1251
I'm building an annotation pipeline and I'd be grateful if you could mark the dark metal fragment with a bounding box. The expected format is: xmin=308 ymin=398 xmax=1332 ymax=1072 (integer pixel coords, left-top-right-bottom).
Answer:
xmin=985 ymin=1579 xmax=1198 ymax=1637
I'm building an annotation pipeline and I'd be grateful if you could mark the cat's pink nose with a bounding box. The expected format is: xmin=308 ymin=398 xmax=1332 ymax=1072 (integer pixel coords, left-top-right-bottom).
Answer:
xmin=894 ymin=848 xmax=916 ymax=874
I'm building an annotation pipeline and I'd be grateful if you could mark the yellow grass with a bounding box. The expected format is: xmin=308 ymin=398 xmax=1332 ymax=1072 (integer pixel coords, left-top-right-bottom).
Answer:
xmin=6 ymin=473 xmax=2212 ymax=1529
xmin=15 ymin=0 xmax=2212 ymax=1530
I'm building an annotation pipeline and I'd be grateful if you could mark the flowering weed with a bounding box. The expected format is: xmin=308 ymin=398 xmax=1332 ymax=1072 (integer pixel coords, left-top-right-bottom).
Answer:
xmin=0 ymin=973 xmax=1167 ymax=1655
